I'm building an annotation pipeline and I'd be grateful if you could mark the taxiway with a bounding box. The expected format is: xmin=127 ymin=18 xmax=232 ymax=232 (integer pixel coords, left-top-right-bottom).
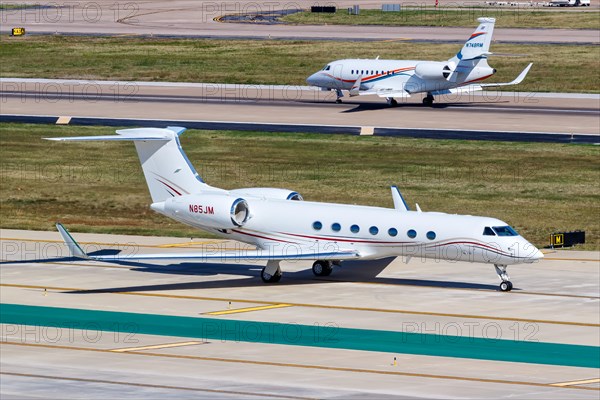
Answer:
xmin=1 ymin=229 xmax=599 ymax=398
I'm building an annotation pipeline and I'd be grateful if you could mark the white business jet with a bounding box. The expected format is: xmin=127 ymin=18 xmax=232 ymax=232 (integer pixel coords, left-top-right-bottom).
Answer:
xmin=48 ymin=127 xmax=542 ymax=291
xmin=306 ymin=17 xmax=532 ymax=106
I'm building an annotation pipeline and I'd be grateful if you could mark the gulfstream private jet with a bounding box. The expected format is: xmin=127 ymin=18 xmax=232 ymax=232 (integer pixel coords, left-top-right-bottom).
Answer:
xmin=48 ymin=127 xmax=543 ymax=291
xmin=306 ymin=17 xmax=532 ymax=106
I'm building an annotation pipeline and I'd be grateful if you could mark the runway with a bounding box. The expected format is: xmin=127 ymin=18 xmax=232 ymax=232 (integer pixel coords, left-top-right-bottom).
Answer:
xmin=1 ymin=228 xmax=599 ymax=398
xmin=1 ymin=0 xmax=598 ymax=44
xmin=2 ymin=78 xmax=599 ymax=140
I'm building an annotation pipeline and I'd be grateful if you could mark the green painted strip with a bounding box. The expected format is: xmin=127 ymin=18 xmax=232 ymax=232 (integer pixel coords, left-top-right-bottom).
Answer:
xmin=1 ymin=303 xmax=598 ymax=368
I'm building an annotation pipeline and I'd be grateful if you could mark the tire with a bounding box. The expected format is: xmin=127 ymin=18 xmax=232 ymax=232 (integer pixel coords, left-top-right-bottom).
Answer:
xmin=261 ymin=267 xmax=282 ymax=283
xmin=312 ymin=260 xmax=333 ymax=276
xmin=499 ymin=281 xmax=512 ymax=292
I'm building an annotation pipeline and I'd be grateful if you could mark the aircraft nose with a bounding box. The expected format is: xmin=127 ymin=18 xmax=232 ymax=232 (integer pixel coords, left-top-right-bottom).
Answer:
xmin=533 ymin=248 xmax=544 ymax=260
xmin=306 ymin=73 xmax=320 ymax=86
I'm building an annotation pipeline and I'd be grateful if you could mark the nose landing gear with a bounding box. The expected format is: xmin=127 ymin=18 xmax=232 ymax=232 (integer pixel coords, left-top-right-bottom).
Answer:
xmin=494 ymin=264 xmax=513 ymax=292
xmin=335 ymin=89 xmax=344 ymax=104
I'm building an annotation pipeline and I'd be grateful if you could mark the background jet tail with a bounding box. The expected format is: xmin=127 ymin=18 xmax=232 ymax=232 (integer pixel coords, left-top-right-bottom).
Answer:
xmin=45 ymin=127 xmax=212 ymax=203
xmin=449 ymin=17 xmax=495 ymax=65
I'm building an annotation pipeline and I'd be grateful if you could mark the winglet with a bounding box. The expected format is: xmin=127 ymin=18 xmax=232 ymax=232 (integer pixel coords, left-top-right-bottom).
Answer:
xmin=391 ymin=186 xmax=410 ymax=211
xmin=349 ymin=75 xmax=362 ymax=96
xmin=56 ymin=223 xmax=88 ymax=259
xmin=481 ymin=63 xmax=533 ymax=88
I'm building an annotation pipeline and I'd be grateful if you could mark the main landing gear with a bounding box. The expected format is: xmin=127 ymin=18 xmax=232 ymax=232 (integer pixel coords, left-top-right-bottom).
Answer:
xmin=386 ymin=97 xmax=398 ymax=107
xmin=494 ymin=264 xmax=513 ymax=292
xmin=312 ymin=260 xmax=334 ymax=277
xmin=261 ymin=260 xmax=282 ymax=283
xmin=260 ymin=260 xmax=339 ymax=283
xmin=422 ymin=93 xmax=434 ymax=107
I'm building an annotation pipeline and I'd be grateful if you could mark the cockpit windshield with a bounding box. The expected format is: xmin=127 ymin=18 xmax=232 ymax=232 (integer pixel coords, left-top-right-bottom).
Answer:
xmin=492 ymin=226 xmax=519 ymax=237
xmin=322 ymin=65 xmax=331 ymax=71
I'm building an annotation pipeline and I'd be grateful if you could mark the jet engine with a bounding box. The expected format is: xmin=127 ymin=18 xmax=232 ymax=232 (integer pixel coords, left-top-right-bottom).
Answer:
xmin=158 ymin=193 xmax=251 ymax=229
xmin=414 ymin=62 xmax=452 ymax=80
xmin=229 ymin=188 xmax=303 ymax=201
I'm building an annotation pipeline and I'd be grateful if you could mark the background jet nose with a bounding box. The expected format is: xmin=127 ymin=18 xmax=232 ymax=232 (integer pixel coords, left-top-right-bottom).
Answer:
xmin=306 ymin=73 xmax=319 ymax=86
xmin=533 ymin=248 xmax=544 ymax=260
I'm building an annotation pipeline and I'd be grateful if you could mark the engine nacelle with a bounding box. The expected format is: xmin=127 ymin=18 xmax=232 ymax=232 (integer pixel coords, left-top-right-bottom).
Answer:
xmin=160 ymin=193 xmax=250 ymax=229
xmin=414 ymin=62 xmax=452 ymax=80
xmin=229 ymin=188 xmax=303 ymax=201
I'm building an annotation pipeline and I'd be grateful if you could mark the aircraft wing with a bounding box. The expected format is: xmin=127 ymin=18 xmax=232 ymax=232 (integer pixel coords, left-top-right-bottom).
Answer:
xmin=358 ymin=88 xmax=411 ymax=98
xmin=56 ymin=223 xmax=361 ymax=262
xmin=431 ymin=63 xmax=533 ymax=96
xmin=479 ymin=63 xmax=532 ymax=88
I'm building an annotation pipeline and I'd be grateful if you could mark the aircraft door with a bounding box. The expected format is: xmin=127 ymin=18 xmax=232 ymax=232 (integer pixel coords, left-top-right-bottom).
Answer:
xmin=331 ymin=63 xmax=346 ymax=89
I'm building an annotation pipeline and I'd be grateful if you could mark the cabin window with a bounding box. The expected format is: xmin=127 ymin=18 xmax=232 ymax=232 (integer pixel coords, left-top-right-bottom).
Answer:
xmin=388 ymin=228 xmax=398 ymax=237
xmin=313 ymin=221 xmax=323 ymax=231
xmin=426 ymin=231 xmax=436 ymax=240
xmin=369 ymin=226 xmax=379 ymax=235
xmin=493 ymin=226 xmax=519 ymax=237
xmin=407 ymin=229 xmax=417 ymax=239
xmin=350 ymin=224 xmax=360 ymax=234
xmin=351 ymin=70 xmax=354 ymax=74
xmin=331 ymin=223 xmax=341 ymax=232
xmin=483 ymin=227 xmax=496 ymax=236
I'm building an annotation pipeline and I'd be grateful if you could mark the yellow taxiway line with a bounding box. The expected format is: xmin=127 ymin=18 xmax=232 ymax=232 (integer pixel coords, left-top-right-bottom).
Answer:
xmin=550 ymin=378 xmax=600 ymax=387
xmin=2 ymin=341 xmax=598 ymax=392
xmin=2 ymin=283 xmax=598 ymax=327
xmin=204 ymin=304 xmax=292 ymax=315
xmin=111 ymin=341 xmax=204 ymax=353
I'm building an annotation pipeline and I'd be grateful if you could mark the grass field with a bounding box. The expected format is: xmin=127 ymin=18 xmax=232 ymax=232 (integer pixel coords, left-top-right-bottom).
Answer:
xmin=1 ymin=123 xmax=598 ymax=249
xmin=1 ymin=36 xmax=599 ymax=93
xmin=282 ymin=9 xmax=600 ymax=29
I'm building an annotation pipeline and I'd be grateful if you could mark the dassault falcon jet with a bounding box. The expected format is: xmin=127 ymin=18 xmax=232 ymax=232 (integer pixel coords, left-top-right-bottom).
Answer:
xmin=306 ymin=17 xmax=532 ymax=106
xmin=48 ymin=127 xmax=543 ymax=291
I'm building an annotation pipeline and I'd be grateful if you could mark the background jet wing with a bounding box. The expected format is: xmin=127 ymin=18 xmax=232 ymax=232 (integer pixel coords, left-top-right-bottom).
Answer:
xmin=358 ymin=88 xmax=411 ymax=98
xmin=56 ymin=223 xmax=360 ymax=262
xmin=479 ymin=63 xmax=532 ymax=88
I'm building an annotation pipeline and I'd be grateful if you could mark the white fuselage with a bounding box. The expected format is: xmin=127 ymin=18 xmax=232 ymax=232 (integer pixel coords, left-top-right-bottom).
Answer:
xmin=162 ymin=196 xmax=542 ymax=266
xmin=306 ymin=59 xmax=495 ymax=95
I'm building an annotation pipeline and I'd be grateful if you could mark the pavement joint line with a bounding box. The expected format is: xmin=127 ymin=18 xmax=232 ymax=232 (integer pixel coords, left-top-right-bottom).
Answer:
xmin=2 ymin=341 xmax=598 ymax=392
xmin=0 ymin=371 xmax=313 ymax=400
xmin=314 ymin=278 xmax=600 ymax=300
xmin=110 ymin=341 xmax=205 ymax=352
xmin=544 ymin=257 xmax=600 ymax=262
xmin=1 ymin=283 xmax=598 ymax=328
xmin=550 ymin=378 xmax=600 ymax=387
xmin=204 ymin=304 xmax=293 ymax=315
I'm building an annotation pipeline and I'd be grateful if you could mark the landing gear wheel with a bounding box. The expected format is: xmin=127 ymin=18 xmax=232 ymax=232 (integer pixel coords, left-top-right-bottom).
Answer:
xmin=388 ymin=98 xmax=398 ymax=107
xmin=261 ymin=267 xmax=282 ymax=283
xmin=335 ymin=98 xmax=342 ymax=104
xmin=312 ymin=260 xmax=333 ymax=277
xmin=499 ymin=281 xmax=513 ymax=292
xmin=423 ymin=94 xmax=434 ymax=107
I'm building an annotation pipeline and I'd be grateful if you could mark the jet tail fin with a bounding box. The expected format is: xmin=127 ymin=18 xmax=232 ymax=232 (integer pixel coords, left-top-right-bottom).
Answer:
xmin=45 ymin=127 xmax=212 ymax=203
xmin=449 ymin=17 xmax=495 ymax=64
